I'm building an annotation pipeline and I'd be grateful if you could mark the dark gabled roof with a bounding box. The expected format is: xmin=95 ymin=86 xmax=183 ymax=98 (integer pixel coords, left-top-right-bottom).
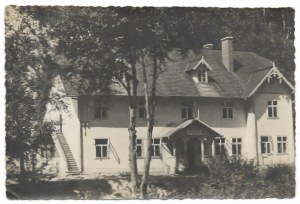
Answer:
xmin=242 ymin=67 xmax=273 ymax=97
xmin=162 ymin=118 xmax=223 ymax=139
xmin=62 ymin=48 xmax=289 ymax=98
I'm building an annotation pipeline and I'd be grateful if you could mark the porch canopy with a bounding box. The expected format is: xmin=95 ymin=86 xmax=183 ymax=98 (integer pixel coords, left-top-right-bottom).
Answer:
xmin=162 ymin=118 xmax=223 ymax=141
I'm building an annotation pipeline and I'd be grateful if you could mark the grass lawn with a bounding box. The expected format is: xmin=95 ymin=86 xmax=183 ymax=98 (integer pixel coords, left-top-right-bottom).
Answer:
xmin=6 ymin=171 xmax=295 ymax=199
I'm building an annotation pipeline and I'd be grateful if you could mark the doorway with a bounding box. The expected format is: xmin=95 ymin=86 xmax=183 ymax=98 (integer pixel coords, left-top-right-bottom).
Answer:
xmin=187 ymin=137 xmax=199 ymax=168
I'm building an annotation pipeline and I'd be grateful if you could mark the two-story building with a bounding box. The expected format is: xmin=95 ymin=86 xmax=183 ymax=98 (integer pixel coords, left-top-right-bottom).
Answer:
xmin=47 ymin=37 xmax=295 ymax=175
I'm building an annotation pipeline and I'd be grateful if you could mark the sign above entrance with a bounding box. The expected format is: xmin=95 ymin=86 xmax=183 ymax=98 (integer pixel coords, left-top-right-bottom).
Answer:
xmin=187 ymin=128 xmax=202 ymax=136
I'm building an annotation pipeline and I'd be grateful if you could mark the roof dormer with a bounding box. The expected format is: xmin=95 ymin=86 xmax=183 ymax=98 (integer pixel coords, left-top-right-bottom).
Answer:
xmin=185 ymin=56 xmax=212 ymax=84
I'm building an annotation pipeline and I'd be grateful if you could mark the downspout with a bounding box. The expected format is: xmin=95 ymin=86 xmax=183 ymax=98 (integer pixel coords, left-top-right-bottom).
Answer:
xmin=80 ymin=122 xmax=84 ymax=172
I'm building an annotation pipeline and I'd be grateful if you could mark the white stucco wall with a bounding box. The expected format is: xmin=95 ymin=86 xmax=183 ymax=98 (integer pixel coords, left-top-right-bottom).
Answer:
xmin=253 ymin=80 xmax=294 ymax=166
xmin=59 ymin=78 xmax=294 ymax=173
xmin=45 ymin=76 xmax=81 ymax=170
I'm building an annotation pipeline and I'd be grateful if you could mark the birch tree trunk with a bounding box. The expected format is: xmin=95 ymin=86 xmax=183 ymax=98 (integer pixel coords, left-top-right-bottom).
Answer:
xmin=128 ymin=73 xmax=139 ymax=192
xmin=140 ymin=51 xmax=158 ymax=199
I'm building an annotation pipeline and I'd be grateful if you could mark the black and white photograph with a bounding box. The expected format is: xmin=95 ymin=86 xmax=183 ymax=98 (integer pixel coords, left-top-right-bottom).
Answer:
xmin=4 ymin=4 xmax=296 ymax=200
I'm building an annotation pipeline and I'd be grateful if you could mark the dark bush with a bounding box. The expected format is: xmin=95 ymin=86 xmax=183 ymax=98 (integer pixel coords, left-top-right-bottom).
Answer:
xmin=264 ymin=164 xmax=295 ymax=183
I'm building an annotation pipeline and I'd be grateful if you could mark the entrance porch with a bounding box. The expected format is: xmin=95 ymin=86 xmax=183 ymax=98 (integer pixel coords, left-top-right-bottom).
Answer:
xmin=161 ymin=119 xmax=223 ymax=174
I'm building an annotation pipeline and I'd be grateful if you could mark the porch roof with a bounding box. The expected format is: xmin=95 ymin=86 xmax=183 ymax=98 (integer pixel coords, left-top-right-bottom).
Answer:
xmin=162 ymin=118 xmax=223 ymax=139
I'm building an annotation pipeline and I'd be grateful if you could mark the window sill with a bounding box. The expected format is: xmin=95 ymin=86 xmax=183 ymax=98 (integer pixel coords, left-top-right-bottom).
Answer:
xmin=277 ymin=153 xmax=288 ymax=155
xmin=95 ymin=157 xmax=110 ymax=160
xmin=151 ymin=156 xmax=161 ymax=159
xmin=137 ymin=157 xmax=144 ymax=159
xmin=262 ymin=153 xmax=273 ymax=158
xmin=267 ymin=117 xmax=279 ymax=120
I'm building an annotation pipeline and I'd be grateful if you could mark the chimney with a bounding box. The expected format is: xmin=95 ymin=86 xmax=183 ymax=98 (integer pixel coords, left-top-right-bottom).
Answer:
xmin=221 ymin=36 xmax=233 ymax=72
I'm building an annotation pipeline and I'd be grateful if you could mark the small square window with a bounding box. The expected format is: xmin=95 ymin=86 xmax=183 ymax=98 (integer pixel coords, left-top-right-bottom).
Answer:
xmin=95 ymin=104 xmax=108 ymax=119
xmin=261 ymin=136 xmax=271 ymax=154
xmin=95 ymin=139 xmax=109 ymax=158
xmin=215 ymin=138 xmax=225 ymax=155
xmin=277 ymin=136 xmax=287 ymax=154
xmin=222 ymin=101 xmax=233 ymax=119
xmin=232 ymin=138 xmax=242 ymax=156
xmin=181 ymin=102 xmax=193 ymax=119
xmin=267 ymin=100 xmax=278 ymax=118
xmin=151 ymin=139 xmax=161 ymax=157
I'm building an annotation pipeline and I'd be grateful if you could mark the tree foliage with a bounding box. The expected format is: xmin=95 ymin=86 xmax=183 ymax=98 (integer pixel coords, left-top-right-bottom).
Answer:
xmin=5 ymin=6 xmax=59 ymax=177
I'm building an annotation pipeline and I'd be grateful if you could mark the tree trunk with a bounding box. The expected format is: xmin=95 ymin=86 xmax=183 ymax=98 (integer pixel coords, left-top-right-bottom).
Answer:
xmin=140 ymin=51 xmax=158 ymax=199
xmin=127 ymin=60 xmax=139 ymax=193
xmin=128 ymin=102 xmax=138 ymax=192
xmin=140 ymin=122 xmax=153 ymax=198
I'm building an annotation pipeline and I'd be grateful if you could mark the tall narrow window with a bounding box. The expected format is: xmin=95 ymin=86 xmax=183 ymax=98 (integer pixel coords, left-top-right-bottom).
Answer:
xmin=277 ymin=136 xmax=287 ymax=154
xmin=95 ymin=103 xmax=108 ymax=119
xmin=151 ymin=138 xmax=161 ymax=157
xmin=198 ymin=69 xmax=208 ymax=83
xmin=261 ymin=136 xmax=271 ymax=154
xmin=232 ymin=138 xmax=242 ymax=156
xmin=268 ymin=100 xmax=278 ymax=118
xmin=215 ymin=138 xmax=225 ymax=155
xmin=136 ymin=139 xmax=143 ymax=157
xmin=95 ymin=139 xmax=109 ymax=158
xmin=222 ymin=101 xmax=233 ymax=118
xmin=138 ymin=101 xmax=146 ymax=119
xmin=181 ymin=102 xmax=193 ymax=119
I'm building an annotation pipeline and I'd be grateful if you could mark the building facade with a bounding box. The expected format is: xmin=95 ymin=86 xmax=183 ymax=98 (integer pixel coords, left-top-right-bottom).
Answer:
xmin=48 ymin=37 xmax=295 ymax=175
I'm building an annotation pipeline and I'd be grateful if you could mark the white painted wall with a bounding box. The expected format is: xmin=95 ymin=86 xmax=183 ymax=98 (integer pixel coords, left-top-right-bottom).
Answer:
xmin=45 ymin=76 xmax=81 ymax=171
xmin=253 ymin=80 xmax=294 ymax=166
xmin=56 ymin=77 xmax=294 ymax=173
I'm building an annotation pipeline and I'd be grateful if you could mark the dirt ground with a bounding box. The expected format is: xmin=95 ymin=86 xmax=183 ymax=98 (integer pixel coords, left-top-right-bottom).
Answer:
xmin=6 ymin=171 xmax=295 ymax=199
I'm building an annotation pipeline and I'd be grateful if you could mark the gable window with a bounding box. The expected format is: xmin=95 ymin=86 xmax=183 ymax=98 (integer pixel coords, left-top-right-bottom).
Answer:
xmin=136 ymin=139 xmax=143 ymax=157
xmin=181 ymin=102 xmax=193 ymax=119
xmin=138 ymin=101 xmax=146 ymax=119
xmin=198 ymin=69 xmax=208 ymax=83
xmin=222 ymin=101 xmax=233 ymax=119
xmin=215 ymin=138 xmax=225 ymax=155
xmin=95 ymin=139 xmax=109 ymax=158
xmin=261 ymin=136 xmax=271 ymax=154
xmin=277 ymin=136 xmax=287 ymax=154
xmin=151 ymin=138 xmax=161 ymax=157
xmin=267 ymin=100 xmax=278 ymax=118
xmin=232 ymin=138 xmax=242 ymax=156
xmin=95 ymin=103 xmax=108 ymax=119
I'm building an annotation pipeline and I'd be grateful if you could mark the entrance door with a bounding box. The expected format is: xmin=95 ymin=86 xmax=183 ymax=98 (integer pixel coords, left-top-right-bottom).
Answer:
xmin=187 ymin=138 xmax=199 ymax=168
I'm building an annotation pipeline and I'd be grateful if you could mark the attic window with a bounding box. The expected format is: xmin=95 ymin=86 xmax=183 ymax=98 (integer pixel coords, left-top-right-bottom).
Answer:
xmin=198 ymin=69 xmax=208 ymax=83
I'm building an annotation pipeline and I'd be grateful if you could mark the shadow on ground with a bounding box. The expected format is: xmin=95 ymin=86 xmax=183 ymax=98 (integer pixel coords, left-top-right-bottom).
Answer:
xmin=6 ymin=178 xmax=112 ymax=199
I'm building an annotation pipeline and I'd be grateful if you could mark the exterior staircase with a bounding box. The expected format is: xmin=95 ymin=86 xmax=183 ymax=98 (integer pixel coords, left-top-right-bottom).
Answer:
xmin=56 ymin=132 xmax=81 ymax=175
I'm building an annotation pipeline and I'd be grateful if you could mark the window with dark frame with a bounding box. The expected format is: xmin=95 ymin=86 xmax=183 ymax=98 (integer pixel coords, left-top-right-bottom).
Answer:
xmin=151 ymin=138 xmax=161 ymax=157
xmin=198 ymin=69 xmax=208 ymax=83
xmin=277 ymin=136 xmax=287 ymax=154
xmin=136 ymin=139 xmax=143 ymax=157
xmin=232 ymin=138 xmax=242 ymax=155
xmin=95 ymin=103 xmax=108 ymax=119
xmin=261 ymin=136 xmax=271 ymax=154
xmin=95 ymin=139 xmax=109 ymax=158
xmin=222 ymin=101 xmax=233 ymax=118
xmin=268 ymin=100 xmax=278 ymax=118
xmin=181 ymin=101 xmax=193 ymax=119
xmin=138 ymin=101 xmax=146 ymax=119
xmin=215 ymin=138 xmax=225 ymax=155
